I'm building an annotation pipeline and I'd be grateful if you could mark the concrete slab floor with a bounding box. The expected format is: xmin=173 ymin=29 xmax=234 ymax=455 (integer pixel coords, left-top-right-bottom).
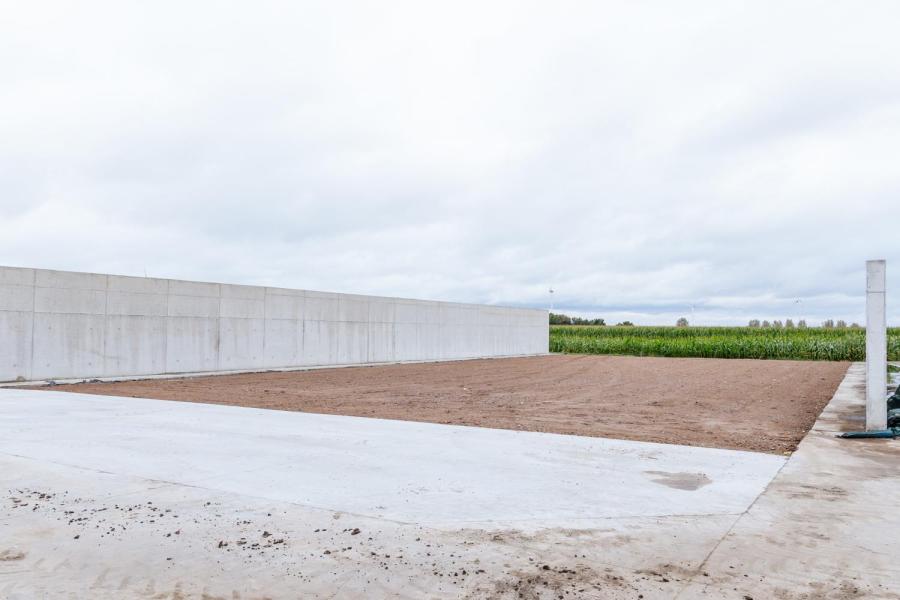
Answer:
xmin=675 ymin=363 xmax=900 ymax=600
xmin=0 ymin=363 xmax=897 ymax=599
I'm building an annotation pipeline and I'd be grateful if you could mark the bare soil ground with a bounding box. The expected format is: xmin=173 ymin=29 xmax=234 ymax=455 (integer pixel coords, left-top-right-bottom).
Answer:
xmin=44 ymin=355 xmax=849 ymax=454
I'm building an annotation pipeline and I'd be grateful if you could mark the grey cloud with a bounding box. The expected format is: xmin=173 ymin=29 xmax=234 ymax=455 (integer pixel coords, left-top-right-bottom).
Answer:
xmin=1 ymin=1 xmax=899 ymax=325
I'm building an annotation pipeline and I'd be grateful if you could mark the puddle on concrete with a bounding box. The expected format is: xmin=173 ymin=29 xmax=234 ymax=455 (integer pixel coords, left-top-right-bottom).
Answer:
xmin=643 ymin=471 xmax=712 ymax=491
xmin=0 ymin=549 xmax=26 ymax=561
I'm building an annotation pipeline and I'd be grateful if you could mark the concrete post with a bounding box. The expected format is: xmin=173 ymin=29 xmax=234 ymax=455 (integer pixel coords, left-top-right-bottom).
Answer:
xmin=866 ymin=260 xmax=887 ymax=431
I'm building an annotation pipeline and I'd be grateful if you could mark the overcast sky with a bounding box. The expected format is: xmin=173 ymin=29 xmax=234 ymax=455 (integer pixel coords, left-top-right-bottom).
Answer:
xmin=2 ymin=1 xmax=898 ymax=325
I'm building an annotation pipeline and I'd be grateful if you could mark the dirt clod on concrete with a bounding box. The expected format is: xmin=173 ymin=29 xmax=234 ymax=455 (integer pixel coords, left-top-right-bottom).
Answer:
xmin=45 ymin=355 xmax=849 ymax=454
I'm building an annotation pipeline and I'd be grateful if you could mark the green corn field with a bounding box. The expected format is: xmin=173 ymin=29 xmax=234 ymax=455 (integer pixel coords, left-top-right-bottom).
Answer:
xmin=549 ymin=326 xmax=900 ymax=361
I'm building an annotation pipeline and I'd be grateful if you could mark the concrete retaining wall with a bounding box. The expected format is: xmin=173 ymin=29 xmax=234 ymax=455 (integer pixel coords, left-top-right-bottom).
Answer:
xmin=0 ymin=266 xmax=548 ymax=382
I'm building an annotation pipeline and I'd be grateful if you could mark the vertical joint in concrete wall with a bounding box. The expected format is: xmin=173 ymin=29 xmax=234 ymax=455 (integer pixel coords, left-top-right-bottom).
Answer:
xmin=865 ymin=259 xmax=887 ymax=431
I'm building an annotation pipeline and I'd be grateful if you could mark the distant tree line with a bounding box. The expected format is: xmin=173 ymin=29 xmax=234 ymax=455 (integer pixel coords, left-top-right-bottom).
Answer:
xmin=551 ymin=312 xmax=862 ymax=329
xmin=549 ymin=313 xmax=605 ymax=326
xmin=549 ymin=313 xmax=637 ymax=326
xmin=747 ymin=319 xmax=860 ymax=329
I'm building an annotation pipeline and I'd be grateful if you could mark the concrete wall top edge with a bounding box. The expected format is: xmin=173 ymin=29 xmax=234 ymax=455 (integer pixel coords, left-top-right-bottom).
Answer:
xmin=0 ymin=265 xmax=547 ymax=316
xmin=107 ymin=274 xmax=169 ymax=295
xmin=264 ymin=286 xmax=305 ymax=298
xmin=0 ymin=266 xmax=36 ymax=286
xmin=34 ymin=269 xmax=107 ymax=291
xmin=221 ymin=283 xmax=266 ymax=300
xmin=168 ymin=279 xmax=220 ymax=297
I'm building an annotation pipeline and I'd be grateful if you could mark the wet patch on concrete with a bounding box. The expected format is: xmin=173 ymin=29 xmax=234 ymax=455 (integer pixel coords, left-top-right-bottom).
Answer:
xmin=643 ymin=470 xmax=712 ymax=491
xmin=783 ymin=484 xmax=848 ymax=503
xmin=0 ymin=549 xmax=26 ymax=561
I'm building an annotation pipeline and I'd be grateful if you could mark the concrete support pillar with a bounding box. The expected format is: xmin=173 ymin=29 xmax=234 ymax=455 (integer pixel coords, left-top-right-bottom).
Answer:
xmin=866 ymin=259 xmax=887 ymax=431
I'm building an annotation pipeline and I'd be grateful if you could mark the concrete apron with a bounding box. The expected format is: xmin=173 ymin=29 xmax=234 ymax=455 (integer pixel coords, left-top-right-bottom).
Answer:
xmin=0 ymin=363 xmax=895 ymax=599
xmin=675 ymin=362 xmax=900 ymax=599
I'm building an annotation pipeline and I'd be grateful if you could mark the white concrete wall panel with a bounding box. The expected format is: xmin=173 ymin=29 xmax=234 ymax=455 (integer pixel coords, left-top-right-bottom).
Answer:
xmin=218 ymin=317 xmax=266 ymax=370
xmin=418 ymin=323 xmax=441 ymax=361
xmin=0 ymin=265 xmax=547 ymax=381
xmin=368 ymin=299 xmax=395 ymax=324
xmin=394 ymin=301 xmax=418 ymax=324
xmin=264 ymin=292 xmax=304 ymax=320
xmin=168 ymin=279 xmax=219 ymax=297
xmin=393 ymin=323 xmax=418 ymax=361
xmin=338 ymin=297 xmax=368 ymax=322
xmin=107 ymin=274 xmax=168 ymax=295
xmin=302 ymin=320 xmax=339 ymax=366
xmin=438 ymin=324 xmax=462 ymax=360
xmin=0 ymin=266 xmax=35 ymax=286
xmin=104 ymin=316 xmax=167 ymax=376
xmin=106 ymin=291 xmax=168 ymax=317
xmin=35 ymin=269 xmax=106 ymax=291
xmin=537 ymin=326 xmax=550 ymax=353
xmin=0 ymin=283 xmax=35 ymax=312
xmin=221 ymin=283 xmax=265 ymax=300
xmin=0 ymin=311 xmax=33 ymax=381
xmin=168 ymin=295 xmax=219 ymax=318
xmin=34 ymin=287 xmax=106 ymax=315
xmin=418 ymin=303 xmax=442 ymax=325
xmin=32 ymin=313 xmax=105 ymax=379
xmin=0 ymin=267 xmax=36 ymax=381
xmin=263 ymin=319 xmax=303 ymax=368
xmin=220 ymin=297 xmax=265 ymax=320
xmin=305 ymin=293 xmax=339 ymax=322
xmin=367 ymin=322 xmax=394 ymax=363
xmin=337 ymin=322 xmax=367 ymax=364
xmin=165 ymin=317 xmax=219 ymax=373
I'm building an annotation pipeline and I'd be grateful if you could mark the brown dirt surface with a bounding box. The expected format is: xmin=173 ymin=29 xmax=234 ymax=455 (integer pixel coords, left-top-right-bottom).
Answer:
xmin=43 ymin=355 xmax=850 ymax=454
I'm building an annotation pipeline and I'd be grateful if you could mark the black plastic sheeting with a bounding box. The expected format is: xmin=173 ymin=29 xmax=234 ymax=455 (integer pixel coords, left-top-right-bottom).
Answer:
xmin=886 ymin=374 xmax=900 ymax=427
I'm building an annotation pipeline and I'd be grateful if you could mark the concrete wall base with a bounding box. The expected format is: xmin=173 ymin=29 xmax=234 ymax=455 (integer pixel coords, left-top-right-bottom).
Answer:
xmin=0 ymin=353 xmax=552 ymax=388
